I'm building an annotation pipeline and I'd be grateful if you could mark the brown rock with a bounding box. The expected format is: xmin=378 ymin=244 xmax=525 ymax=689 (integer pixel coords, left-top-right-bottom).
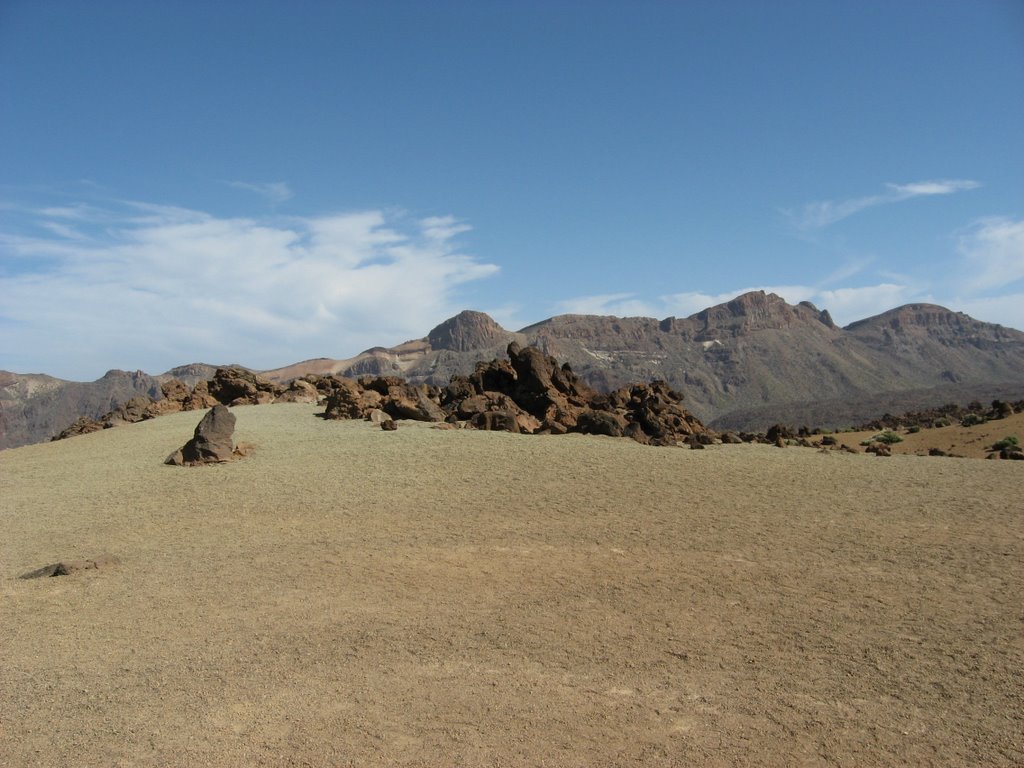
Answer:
xmin=208 ymin=367 xmax=283 ymax=406
xmin=380 ymin=384 xmax=446 ymax=422
xmin=165 ymin=405 xmax=237 ymax=466
xmin=19 ymin=554 xmax=120 ymax=579
xmin=380 ymin=420 xmax=398 ymax=431
xmin=575 ymin=409 xmax=627 ymax=438
xmin=322 ymin=377 xmax=367 ymax=420
xmin=469 ymin=410 xmax=521 ymax=433
xmin=161 ymin=379 xmax=192 ymax=402
xmin=274 ymin=379 xmax=319 ymax=404
xmin=51 ymin=416 xmax=106 ymax=441
xmin=367 ymin=408 xmax=392 ymax=425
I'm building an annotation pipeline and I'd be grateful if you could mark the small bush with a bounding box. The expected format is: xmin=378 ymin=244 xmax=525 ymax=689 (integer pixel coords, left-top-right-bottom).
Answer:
xmin=861 ymin=430 xmax=903 ymax=446
xmin=993 ymin=436 xmax=1020 ymax=451
xmin=961 ymin=413 xmax=987 ymax=427
xmin=908 ymin=425 xmax=921 ymax=434
xmin=933 ymin=418 xmax=951 ymax=428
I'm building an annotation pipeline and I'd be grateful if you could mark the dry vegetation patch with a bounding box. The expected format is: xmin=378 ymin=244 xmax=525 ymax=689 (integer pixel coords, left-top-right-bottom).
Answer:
xmin=840 ymin=411 xmax=1024 ymax=459
xmin=1 ymin=403 xmax=1022 ymax=766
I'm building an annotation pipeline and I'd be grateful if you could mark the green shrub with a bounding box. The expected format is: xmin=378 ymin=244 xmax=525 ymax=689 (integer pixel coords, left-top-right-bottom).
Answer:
xmin=861 ymin=430 xmax=903 ymax=446
xmin=993 ymin=436 xmax=1020 ymax=451
xmin=908 ymin=425 xmax=921 ymax=434
xmin=961 ymin=413 xmax=987 ymax=427
xmin=933 ymin=418 xmax=951 ymax=428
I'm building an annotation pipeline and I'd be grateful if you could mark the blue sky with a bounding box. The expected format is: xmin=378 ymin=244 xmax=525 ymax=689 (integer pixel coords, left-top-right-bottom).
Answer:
xmin=2 ymin=1 xmax=1022 ymax=380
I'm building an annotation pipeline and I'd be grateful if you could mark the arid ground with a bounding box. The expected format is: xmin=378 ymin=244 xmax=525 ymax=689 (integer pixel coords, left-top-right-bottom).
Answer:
xmin=1 ymin=404 xmax=1021 ymax=766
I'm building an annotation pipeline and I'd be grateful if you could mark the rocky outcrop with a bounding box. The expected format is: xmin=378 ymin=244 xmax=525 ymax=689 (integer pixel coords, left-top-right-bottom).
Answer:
xmin=51 ymin=377 xmax=220 ymax=441
xmin=274 ymin=378 xmax=320 ymax=404
xmin=51 ymin=416 xmax=106 ymax=440
xmin=208 ymin=367 xmax=283 ymax=406
xmin=165 ymin=405 xmax=238 ymax=466
xmin=317 ymin=343 xmax=711 ymax=446
xmin=320 ymin=376 xmax=447 ymax=422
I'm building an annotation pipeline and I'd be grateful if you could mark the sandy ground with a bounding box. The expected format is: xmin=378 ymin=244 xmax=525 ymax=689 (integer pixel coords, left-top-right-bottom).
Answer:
xmin=1 ymin=403 xmax=1022 ymax=767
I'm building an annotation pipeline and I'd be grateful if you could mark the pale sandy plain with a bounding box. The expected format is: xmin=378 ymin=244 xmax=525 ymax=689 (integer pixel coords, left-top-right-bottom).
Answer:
xmin=1 ymin=403 xmax=1022 ymax=767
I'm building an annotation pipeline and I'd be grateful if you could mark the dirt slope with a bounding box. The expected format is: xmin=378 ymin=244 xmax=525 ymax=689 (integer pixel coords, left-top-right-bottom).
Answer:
xmin=1 ymin=405 xmax=1022 ymax=766
xmin=840 ymin=411 xmax=1024 ymax=459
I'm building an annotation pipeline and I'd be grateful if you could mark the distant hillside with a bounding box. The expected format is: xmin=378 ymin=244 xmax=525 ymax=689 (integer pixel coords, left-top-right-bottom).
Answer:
xmin=3 ymin=293 xmax=1024 ymax=449
xmin=0 ymin=365 xmax=218 ymax=450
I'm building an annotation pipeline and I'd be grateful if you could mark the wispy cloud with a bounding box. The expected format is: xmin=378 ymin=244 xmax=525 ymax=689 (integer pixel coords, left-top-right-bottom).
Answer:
xmin=224 ymin=180 xmax=294 ymax=204
xmin=420 ymin=215 xmax=471 ymax=241
xmin=790 ymin=179 xmax=980 ymax=229
xmin=553 ymin=292 xmax=658 ymax=318
xmin=957 ymin=215 xmax=1024 ymax=292
xmin=0 ymin=199 xmax=497 ymax=379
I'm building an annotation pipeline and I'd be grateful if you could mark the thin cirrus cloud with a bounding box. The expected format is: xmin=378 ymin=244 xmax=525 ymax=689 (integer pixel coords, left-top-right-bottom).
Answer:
xmin=0 ymin=200 xmax=497 ymax=380
xmin=957 ymin=215 xmax=1024 ymax=292
xmin=790 ymin=179 xmax=980 ymax=230
xmin=224 ymin=180 xmax=295 ymax=204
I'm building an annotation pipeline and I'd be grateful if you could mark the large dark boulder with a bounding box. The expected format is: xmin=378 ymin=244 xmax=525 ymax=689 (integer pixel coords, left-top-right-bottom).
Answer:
xmin=165 ymin=405 xmax=238 ymax=466
xmin=575 ymin=409 xmax=627 ymax=437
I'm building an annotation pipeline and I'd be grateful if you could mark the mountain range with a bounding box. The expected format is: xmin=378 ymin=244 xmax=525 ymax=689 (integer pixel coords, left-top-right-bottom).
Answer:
xmin=3 ymin=291 xmax=1023 ymax=450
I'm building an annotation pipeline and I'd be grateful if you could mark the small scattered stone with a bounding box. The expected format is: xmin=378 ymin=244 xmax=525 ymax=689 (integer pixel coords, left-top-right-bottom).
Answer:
xmin=20 ymin=554 xmax=120 ymax=579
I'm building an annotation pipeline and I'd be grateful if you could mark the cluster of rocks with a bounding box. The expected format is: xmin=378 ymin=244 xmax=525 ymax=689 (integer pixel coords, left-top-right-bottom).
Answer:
xmin=52 ymin=367 xmax=319 ymax=441
xmin=990 ymin=442 xmax=1024 ymax=461
xmin=320 ymin=342 xmax=713 ymax=446
xmin=856 ymin=399 xmax=1022 ymax=432
xmin=52 ymin=379 xmax=219 ymax=440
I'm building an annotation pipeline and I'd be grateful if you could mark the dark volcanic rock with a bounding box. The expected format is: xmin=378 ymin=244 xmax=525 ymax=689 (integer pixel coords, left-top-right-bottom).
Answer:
xmin=470 ymin=410 xmax=521 ymax=433
xmin=51 ymin=416 xmax=107 ymax=441
xmin=165 ymin=405 xmax=238 ymax=466
xmin=208 ymin=367 xmax=282 ymax=406
xmin=19 ymin=554 xmax=120 ymax=579
xmin=322 ymin=377 xmax=377 ymax=419
xmin=575 ymin=409 xmax=627 ymax=437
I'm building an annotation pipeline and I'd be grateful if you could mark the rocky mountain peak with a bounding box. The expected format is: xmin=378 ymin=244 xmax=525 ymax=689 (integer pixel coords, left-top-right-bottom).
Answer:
xmin=690 ymin=291 xmax=836 ymax=339
xmin=427 ymin=310 xmax=511 ymax=352
xmin=845 ymin=303 xmax=1024 ymax=347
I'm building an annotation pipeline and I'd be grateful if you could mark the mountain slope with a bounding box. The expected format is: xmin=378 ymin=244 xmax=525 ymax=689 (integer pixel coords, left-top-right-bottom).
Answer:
xmin=4 ymin=293 xmax=1023 ymax=448
xmin=0 ymin=366 xmax=218 ymax=450
xmin=261 ymin=292 xmax=1024 ymax=426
